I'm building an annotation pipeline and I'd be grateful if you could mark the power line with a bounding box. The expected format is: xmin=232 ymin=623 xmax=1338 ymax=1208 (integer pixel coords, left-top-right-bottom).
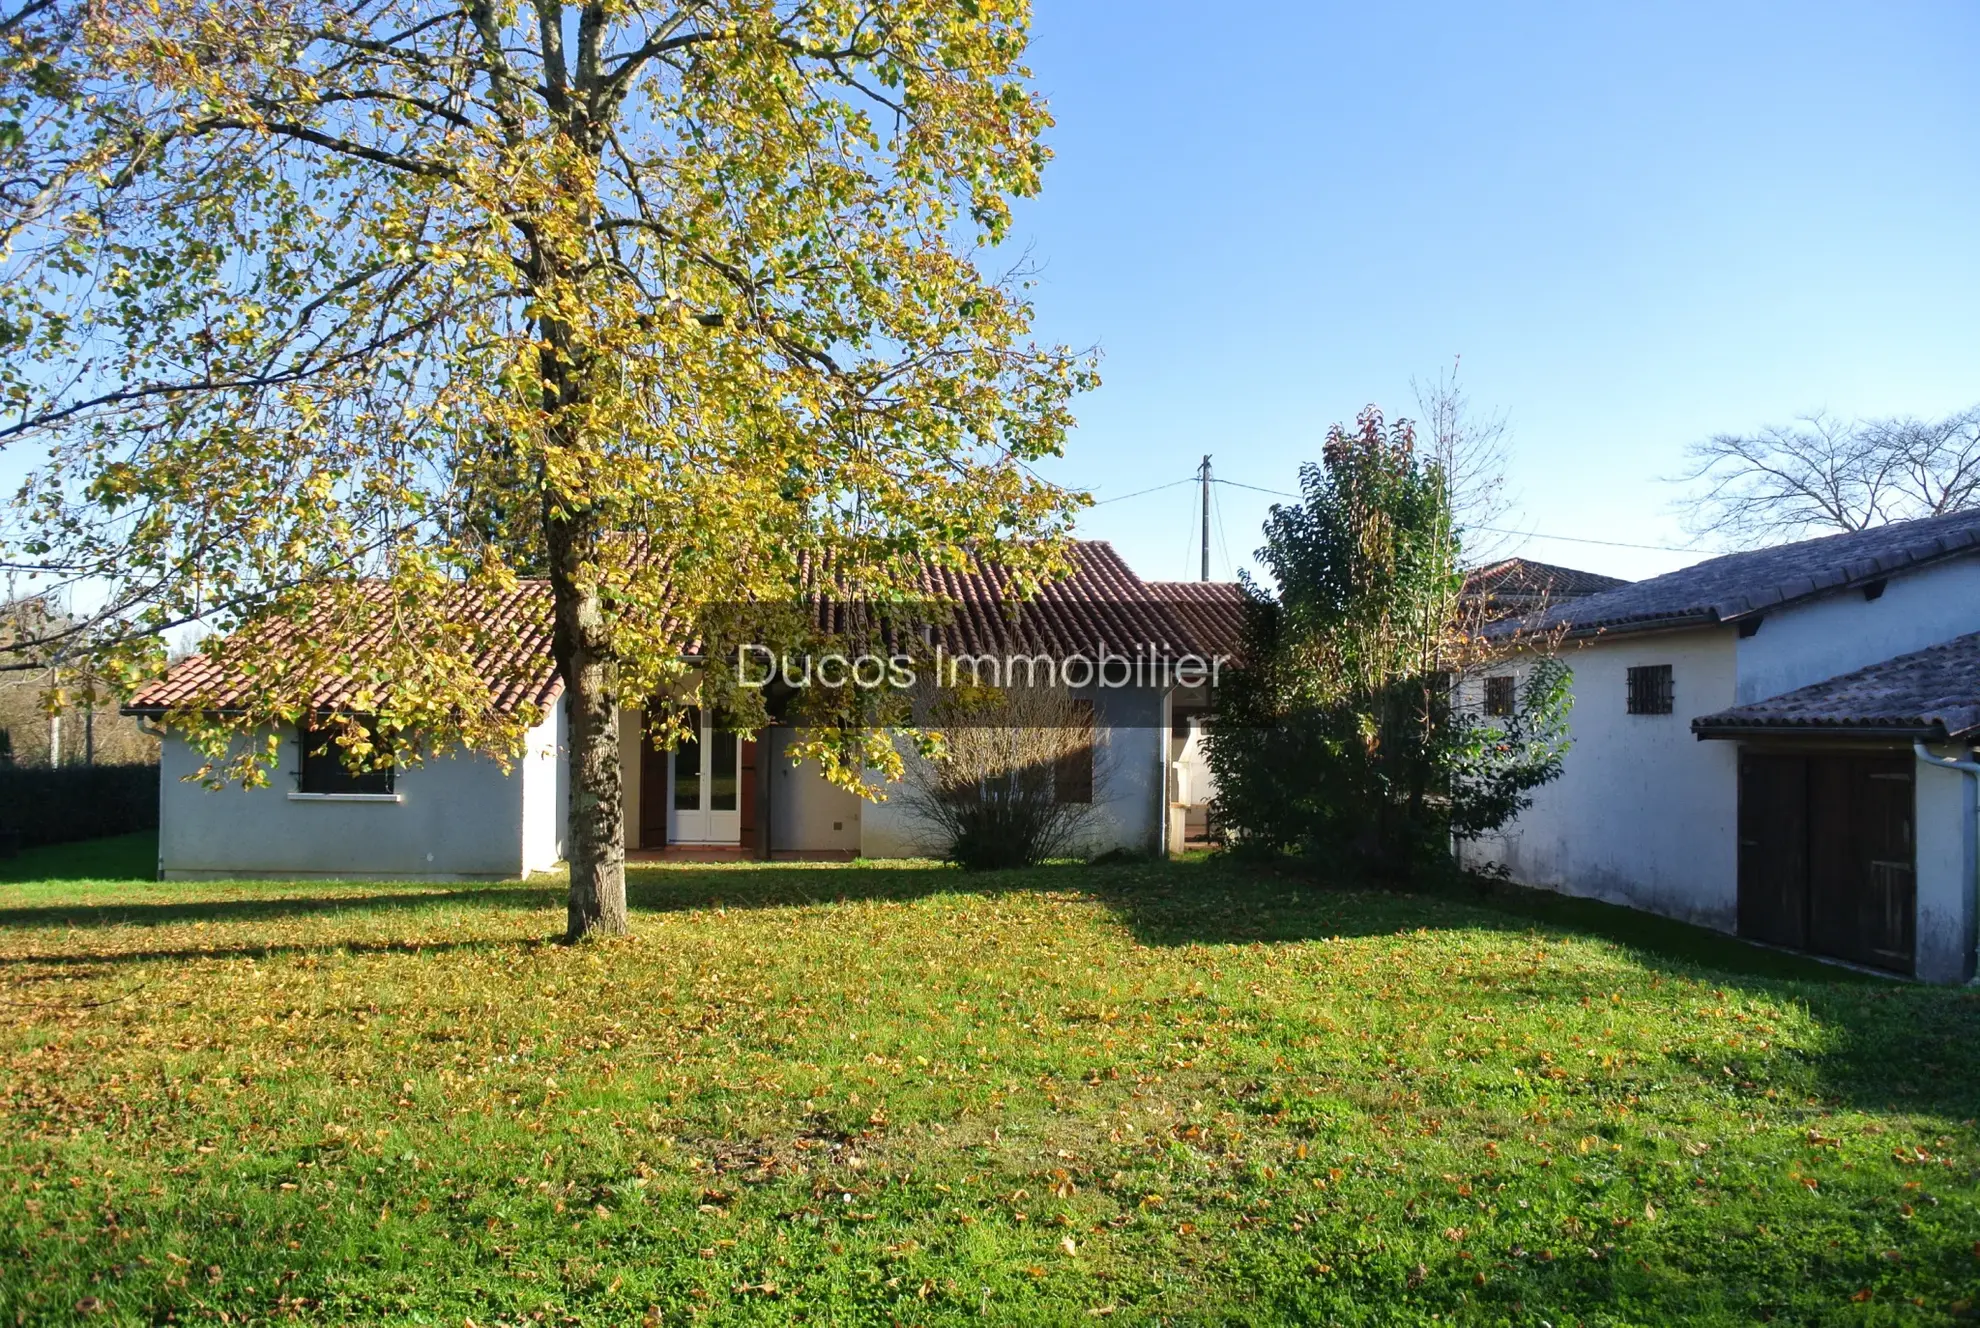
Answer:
xmin=1089 ymin=471 xmax=1703 ymax=555
xmin=1089 ymin=476 xmax=1195 ymax=506
xmin=1212 ymin=477 xmax=1299 ymax=499
xmin=1203 ymin=478 xmax=1697 ymax=553
xmin=1468 ymin=525 xmax=1703 ymax=554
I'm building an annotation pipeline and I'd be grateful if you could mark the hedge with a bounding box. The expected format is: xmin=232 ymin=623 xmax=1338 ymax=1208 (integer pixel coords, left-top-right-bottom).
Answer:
xmin=0 ymin=763 xmax=160 ymax=850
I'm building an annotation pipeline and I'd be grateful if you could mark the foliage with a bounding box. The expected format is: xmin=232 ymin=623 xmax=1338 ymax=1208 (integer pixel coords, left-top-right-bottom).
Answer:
xmin=1680 ymin=405 xmax=1980 ymax=545
xmin=1 ymin=598 xmax=159 ymax=768
xmin=899 ymin=685 xmax=1106 ymax=869
xmin=0 ymin=0 xmax=1095 ymax=935
xmin=0 ymin=762 xmax=158 ymax=848
xmin=2 ymin=849 xmax=1977 ymax=1323
xmin=1206 ymin=408 xmax=1569 ymax=873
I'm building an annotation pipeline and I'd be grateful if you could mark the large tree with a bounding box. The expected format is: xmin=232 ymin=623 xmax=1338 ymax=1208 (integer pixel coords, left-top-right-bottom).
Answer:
xmin=1205 ymin=408 xmax=1569 ymax=875
xmin=0 ymin=0 xmax=1092 ymax=937
xmin=1680 ymin=405 xmax=1980 ymax=545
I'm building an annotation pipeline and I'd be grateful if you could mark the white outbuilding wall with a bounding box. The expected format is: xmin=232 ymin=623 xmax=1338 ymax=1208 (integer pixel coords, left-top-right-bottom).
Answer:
xmin=1914 ymin=743 xmax=1979 ymax=984
xmin=1463 ymin=627 xmax=1742 ymax=928
xmin=155 ymin=703 xmax=566 ymax=881
xmin=1734 ymin=557 xmax=1980 ymax=704
xmin=1467 ymin=558 xmax=1980 ymax=974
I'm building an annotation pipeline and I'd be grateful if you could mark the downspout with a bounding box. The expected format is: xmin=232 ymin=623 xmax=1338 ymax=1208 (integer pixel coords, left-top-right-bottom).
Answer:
xmin=1913 ymin=739 xmax=1980 ymax=985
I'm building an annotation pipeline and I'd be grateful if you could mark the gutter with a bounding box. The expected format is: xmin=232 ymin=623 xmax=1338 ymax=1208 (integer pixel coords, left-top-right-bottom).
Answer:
xmin=1913 ymin=738 xmax=1980 ymax=986
xmin=1695 ymin=723 xmax=1937 ymax=741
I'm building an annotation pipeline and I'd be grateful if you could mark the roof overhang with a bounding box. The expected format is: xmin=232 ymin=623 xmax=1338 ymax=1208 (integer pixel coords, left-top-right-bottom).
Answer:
xmin=1691 ymin=721 xmax=1948 ymax=742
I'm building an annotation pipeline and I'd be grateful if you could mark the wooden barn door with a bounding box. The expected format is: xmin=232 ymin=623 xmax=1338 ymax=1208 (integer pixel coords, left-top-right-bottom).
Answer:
xmin=1738 ymin=751 xmax=1914 ymax=975
xmin=1737 ymin=754 xmax=1808 ymax=950
xmin=1809 ymin=758 xmax=1915 ymax=974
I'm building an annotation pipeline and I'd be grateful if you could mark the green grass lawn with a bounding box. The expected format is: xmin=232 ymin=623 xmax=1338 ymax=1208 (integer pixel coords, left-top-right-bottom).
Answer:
xmin=3 ymin=836 xmax=1978 ymax=1325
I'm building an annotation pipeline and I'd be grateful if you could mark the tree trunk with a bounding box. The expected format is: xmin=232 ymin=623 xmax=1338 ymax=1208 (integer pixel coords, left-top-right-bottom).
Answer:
xmin=547 ymin=508 xmax=628 ymax=941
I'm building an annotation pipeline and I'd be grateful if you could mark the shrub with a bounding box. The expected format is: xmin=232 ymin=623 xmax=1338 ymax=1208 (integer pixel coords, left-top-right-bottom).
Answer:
xmin=902 ymin=687 xmax=1111 ymax=870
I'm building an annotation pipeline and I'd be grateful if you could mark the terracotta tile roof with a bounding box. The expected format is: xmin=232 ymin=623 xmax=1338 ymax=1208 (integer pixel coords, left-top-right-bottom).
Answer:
xmin=898 ymin=542 xmax=1206 ymax=660
xmin=1486 ymin=508 xmax=1980 ymax=642
xmin=124 ymin=581 xmax=561 ymax=718
xmin=1463 ymin=558 xmax=1629 ymax=613
xmin=1145 ymin=581 xmax=1249 ymax=661
xmin=124 ymin=542 xmax=1226 ymax=719
xmin=1692 ymin=631 xmax=1980 ymax=740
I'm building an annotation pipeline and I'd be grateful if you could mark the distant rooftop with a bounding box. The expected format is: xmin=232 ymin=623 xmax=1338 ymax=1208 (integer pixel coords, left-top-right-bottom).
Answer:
xmin=1463 ymin=558 xmax=1629 ymax=617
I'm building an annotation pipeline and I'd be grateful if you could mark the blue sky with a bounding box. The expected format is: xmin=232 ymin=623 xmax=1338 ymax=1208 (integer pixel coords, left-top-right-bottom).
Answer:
xmin=1011 ymin=1 xmax=1980 ymax=584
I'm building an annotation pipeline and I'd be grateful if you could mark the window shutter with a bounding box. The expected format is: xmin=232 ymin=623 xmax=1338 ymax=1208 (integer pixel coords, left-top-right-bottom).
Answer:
xmin=1054 ymin=699 xmax=1094 ymax=804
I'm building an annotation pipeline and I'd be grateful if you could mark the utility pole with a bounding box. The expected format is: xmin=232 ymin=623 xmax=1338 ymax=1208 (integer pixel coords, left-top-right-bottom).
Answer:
xmin=1197 ymin=454 xmax=1212 ymax=582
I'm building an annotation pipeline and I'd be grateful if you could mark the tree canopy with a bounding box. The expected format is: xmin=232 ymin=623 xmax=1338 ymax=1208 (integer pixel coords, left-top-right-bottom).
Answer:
xmin=1205 ymin=408 xmax=1570 ymax=875
xmin=1680 ymin=405 xmax=1980 ymax=546
xmin=0 ymin=0 xmax=1094 ymax=935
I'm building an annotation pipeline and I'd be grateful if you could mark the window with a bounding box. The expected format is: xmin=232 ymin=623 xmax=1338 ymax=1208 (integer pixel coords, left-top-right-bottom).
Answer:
xmin=1054 ymin=699 xmax=1094 ymax=804
xmin=1626 ymin=664 xmax=1674 ymax=716
xmin=1483 ymin=675 xmax=1516 ymax=718
xmin=298 ymin=717 xmax=395 ymax=795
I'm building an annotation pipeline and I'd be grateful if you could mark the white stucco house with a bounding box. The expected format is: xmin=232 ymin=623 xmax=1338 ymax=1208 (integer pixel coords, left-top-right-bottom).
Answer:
xmin=125 ymin=544 xmax=1246 ymax=880
xmin=1463 ymin=508 xmax=1980 ymax=982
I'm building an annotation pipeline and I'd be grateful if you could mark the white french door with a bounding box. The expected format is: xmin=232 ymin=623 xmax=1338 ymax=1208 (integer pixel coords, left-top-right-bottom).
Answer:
xmin=668 ymin=709 xmax=742 ymax=844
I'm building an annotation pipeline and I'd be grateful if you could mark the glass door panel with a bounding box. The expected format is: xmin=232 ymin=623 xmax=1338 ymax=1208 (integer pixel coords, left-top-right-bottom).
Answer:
xmin=668 ymin=708 xmax=743 ymax=845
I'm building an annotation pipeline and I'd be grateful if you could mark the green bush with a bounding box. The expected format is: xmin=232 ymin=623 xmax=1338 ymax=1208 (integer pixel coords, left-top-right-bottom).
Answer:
xmin=0 ymin=763 xmax=159 ymax=849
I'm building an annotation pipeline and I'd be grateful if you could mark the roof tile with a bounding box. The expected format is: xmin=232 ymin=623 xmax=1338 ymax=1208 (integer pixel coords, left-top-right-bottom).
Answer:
xmin=1489 ymin=508 xmax=1980 ymax=641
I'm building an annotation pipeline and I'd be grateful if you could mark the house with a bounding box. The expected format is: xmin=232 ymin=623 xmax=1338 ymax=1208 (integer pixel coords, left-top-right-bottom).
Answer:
xmin=1463 ymin=508 xmax=1980 ymax=981
xmin=125 ymin=543 xmax=1240 ymax=879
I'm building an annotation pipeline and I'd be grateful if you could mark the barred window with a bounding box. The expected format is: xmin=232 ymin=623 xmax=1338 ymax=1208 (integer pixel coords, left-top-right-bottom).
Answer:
xmin=1626 ymin=664 xmax=1674 ymax=716
xmin=1483 ymin=675 xmax=1516 ymax=718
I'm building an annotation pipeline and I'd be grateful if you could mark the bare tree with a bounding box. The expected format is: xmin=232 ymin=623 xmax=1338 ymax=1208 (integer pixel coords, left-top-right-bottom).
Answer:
xmin=1679 ymin=405 xmax=1980 ymax=545
xmin=1412 ymin=358 xmax=1516 ymax=563
xmin=1864 ymin=408 xmax=1980 ymax=519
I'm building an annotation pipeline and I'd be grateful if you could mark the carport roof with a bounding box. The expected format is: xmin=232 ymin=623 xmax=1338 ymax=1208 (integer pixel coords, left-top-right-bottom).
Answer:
xmin=1691 ymin=630 xmax=1980 ymax=741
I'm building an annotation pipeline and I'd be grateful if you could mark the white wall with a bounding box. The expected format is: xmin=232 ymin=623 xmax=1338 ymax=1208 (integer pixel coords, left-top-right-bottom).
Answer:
xmin=766 ymin=728 xmax=862 ymax=854
xmin=1914 ymin=744 xmax=1978 ymax=984
xmin=1736 ymin=557 xmax=1980 ymax=704
xmin=1464 ymin=628 xmax=1742 ymax=928
xmin=157 ymin=723 xmax=539 ymax=881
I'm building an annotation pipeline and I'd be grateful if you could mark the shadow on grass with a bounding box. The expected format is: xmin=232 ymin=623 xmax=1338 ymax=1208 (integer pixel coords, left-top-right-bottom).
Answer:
xmin=4 ymin=934 xmax=529 ymax=969
xmin=3 ymin=845 xmax=1979 ymax=1127
xmin=0 ymin=831 xmax=157 ymax=884
xmin=0 ymin=848 xmax=1906 ymax=990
